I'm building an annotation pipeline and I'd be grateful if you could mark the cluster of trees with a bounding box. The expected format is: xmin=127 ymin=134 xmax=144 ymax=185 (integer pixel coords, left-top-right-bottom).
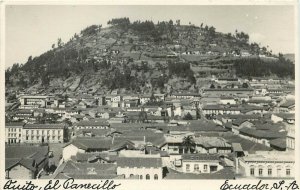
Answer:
xmin=80 ymin=25 xmax=102 ymax=36
xmin=168 ymin=62 xmax=196 ymax=84
xmin=107 ymin=17 xmax=130 ymax=31
xmin=7 ymin=45 xmax=92 ymax=87
xmin=235 ymin=30 xmax=249 ymax=43
xmin=233 ymin=57 xmax=294 ymax=78
xmin=131 ymin=20 xmax=156 ymax=34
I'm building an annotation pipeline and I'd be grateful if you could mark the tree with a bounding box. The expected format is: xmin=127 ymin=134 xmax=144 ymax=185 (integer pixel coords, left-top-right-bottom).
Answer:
xmin=182 ymin=135 xmax=195 ymax=154
xmin=183 ymin=112 xmax=193 ymax=120
xmin=28 ymin=56 xmax=32 ymax=62
xmin=139 ymin=111 xmax=148 ymax=123
xmin=57 ymin=38 xmax=62 ymax=48
xmin=242 ymin=82 xmax=249 ymax=88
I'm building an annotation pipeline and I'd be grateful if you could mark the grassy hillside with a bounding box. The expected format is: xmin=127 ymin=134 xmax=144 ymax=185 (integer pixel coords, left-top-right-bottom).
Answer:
xmin=5 ymin=18 xmax=294 ymax=94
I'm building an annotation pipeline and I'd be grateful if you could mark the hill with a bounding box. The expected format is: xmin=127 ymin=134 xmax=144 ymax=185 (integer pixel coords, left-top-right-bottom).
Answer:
xmin=5 ymin=18 xmax=294 ymax=95
xmin=283 ymin=54 xmax=295 ymax=64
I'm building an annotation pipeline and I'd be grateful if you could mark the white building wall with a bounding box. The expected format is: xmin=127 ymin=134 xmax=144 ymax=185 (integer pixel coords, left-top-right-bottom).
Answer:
xmin=117 ymin=167 xmax=163 ymax=180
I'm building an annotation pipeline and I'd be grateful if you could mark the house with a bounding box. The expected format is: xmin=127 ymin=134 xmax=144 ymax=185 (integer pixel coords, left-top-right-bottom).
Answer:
xmin=19 ymin=95 xmax=52 ymax=109
xmin=62 ymin=137 xmax=112 ymax=160
xmin=203 ymin=88 xmax=254 ymax=97
xmin=139 ymin=94 xmax=152 ymax=105
xmin=13 ymin=109 xmax=34 ymax=122
xmin=74 ymin=120 xmax=110 ymax=130
xmin=240 ymin=50 xmax=251 ymax=57
xmin=170 ymin=93 xmax=200 ymax=99
xmin=286 ymin=127 xmax=295 ymax=150
xmin=5 ymin=122 xmax=25 ymax=144
xmin=278 ymin=101 xmax=295 ymax=113
xmin=54 ymin=160 xmax=117 ymax=179
xmin=5 ymin=145 xmax=49 ymax=179
xmin=116 ymin=157 xmax=163 ymax=180
xmin=181 ymin=154 xmax=224 ymax=174
xmin=239 ymin=151 xmax=294 ymax=178
xmin=220 ymin=97 xmax=236 ymax=105
xmin=271 ymin=113 xmax=295 ymax=124
xmin=238 ymin=127 xmax=286 ymax=147
xmin=71 ymin=152 xmax=117 ymax=164
xmin=247 ymin=99 xmax=272 ymax=107
xmin=194 ymin=137 xmax=232 ymax=154
xmin=159 ymin=135 xmax=185 ymax=155
xmin=221 ymin=114 xmax=261 ymax=123
xmin=231 ymin=119 xmax=254 ymax=134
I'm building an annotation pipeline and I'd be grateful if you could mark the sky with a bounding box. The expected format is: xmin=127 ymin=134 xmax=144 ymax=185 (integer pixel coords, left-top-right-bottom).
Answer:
xmin=5 ymin=5 xmax=295 ymax=68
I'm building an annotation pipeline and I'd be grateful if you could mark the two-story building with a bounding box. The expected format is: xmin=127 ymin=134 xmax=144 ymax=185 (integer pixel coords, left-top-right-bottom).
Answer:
xmin=23 ymin=124 xmax=64 ymax=143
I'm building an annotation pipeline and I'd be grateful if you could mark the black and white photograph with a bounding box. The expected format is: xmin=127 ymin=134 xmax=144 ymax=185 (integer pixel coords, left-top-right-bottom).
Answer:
xmin=1 ymin=2 xmax=298 ymax=185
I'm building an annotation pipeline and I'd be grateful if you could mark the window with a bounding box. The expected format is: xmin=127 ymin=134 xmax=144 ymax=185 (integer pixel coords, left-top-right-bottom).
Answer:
xmin=286 ymin=169 xmax=290 ymax=176
xmin=259 ymin=168 xmax=263 ymax=176
xmin=154 ymin=174 xmax=158 ymax=180
xmin=250 ymin=167 xmax=255 ymax=176
xmin=129 ymin=174 xmax=134 ymax=178
xmin=139 ymin=175 xmax=143 ymax=180
xmin=194 ymin=164 xmax=199 ymax=172
xmin=146 ymin=174 xmax=150 ymax=180
xmin=277 ymin=166 xmax=282 ymax=177
xmin=267 ymin=166 xmax=272 ymax=176
xmin=286 ymin=167 xmax=291 ymax=176
xmin=204 ymin=164 xmax=208 ymax=172
xmin=186 ymin=164 xmax=190 ymax=172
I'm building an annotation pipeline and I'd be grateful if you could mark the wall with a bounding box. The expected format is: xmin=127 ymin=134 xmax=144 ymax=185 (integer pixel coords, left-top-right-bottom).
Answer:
xmin=7 ymin=164 xmax=33 ymax=179
xmin=62 ymin=144 xmax=85 ymax=161
xmin=117 ymin=167 xmax=163 ymax=180
xmin=240 ymin=160 xmax=294 ymax=178
xmin=182 ymin=160 xmax=223 ymax=174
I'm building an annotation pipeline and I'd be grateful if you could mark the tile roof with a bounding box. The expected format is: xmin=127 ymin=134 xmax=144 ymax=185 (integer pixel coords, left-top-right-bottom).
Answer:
xmin=24 ymin=124 xmax=64 ymax=129
xmin=5 ymin=145 xmax=49 ymax=171
xmin=75 ymin=120 xmax=109 ymax=126
xmin=182 ymin=153 xmax=220 ymax=161
xmin=5 ymin=122 xmax=25 ymax=127
xmin=165 ymin=167 xmax=235 ymax=179
xmin=117 ymin=157 xmax=162 ymax=168
xmin=269 ymin=138 xmax=286 ymax=149
xmin=239 ymin=127 xmax=286 ymax=139
xmin=68 ymin=137 xmax=112 ymax=150
xmin=231 ymin=143 xmax=243 ymax=152
xmin=194 ymin=137 xmax=231 ymax=148
xmin=54 ymin=160 xmax=117 ymax=179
